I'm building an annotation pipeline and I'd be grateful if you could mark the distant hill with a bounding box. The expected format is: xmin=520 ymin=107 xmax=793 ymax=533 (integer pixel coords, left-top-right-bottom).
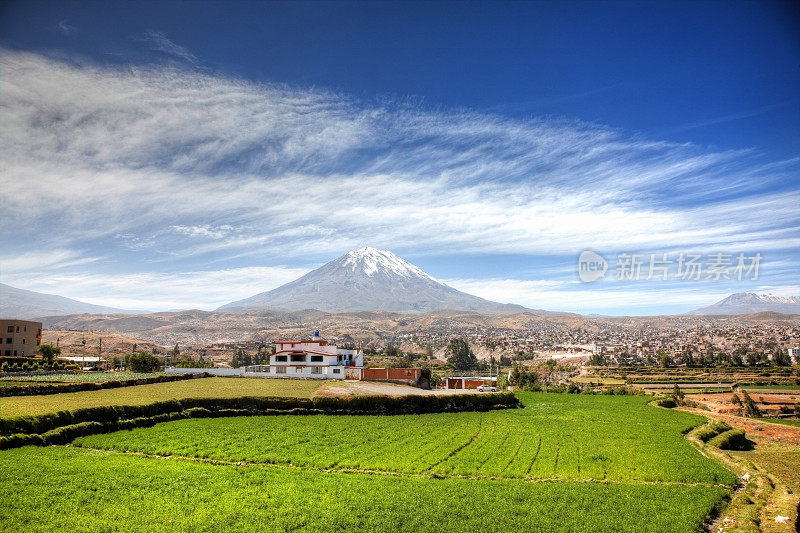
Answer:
xmin=217 ymin=247 xmax=541 ymax=315
xmin=687 ymin=293 xmax=799 ymax=316
xmin=0 ymin=283 xmax=138 ymax=319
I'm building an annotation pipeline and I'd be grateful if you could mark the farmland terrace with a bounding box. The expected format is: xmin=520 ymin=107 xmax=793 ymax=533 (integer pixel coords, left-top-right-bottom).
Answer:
xmin=0 ymin=391 xmax=742 ymax=532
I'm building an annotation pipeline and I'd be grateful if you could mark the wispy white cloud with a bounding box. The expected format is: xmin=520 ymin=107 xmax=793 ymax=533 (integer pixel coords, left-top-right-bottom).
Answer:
xmin=0 ymin=49 xmax=796 ymax=312
xmin=141 ymin=30 xmax=198 ymax=65
xmin=2 ymin=249 xmax=102 ymax=274
xmin=57 ymin=20 xmax=77 ymax=36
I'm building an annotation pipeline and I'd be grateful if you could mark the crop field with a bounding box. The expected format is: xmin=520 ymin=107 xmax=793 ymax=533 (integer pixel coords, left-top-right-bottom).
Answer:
xmin=76 ymin=392 xmax=735 ymax=484
xmin=0 ymin=377 xmax=322 ymax=417
xmin=0 ymin=392 xmax=738 ymax=531
xmin=0 ymin=446 xmax=728 ymax=533
xmin=0 ymin=371 xmax=165 ymax=383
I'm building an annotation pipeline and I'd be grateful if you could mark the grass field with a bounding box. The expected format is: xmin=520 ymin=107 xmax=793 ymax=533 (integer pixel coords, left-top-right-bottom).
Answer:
xmin=0 ymin=446 xmax=729 ymax=533
xmin=76 ymin=392 xmax=736 ymax=485
xmin=754 ymin=417 xmax=800 ymax=428
xmin=0 ymin=377 xmax=322 ymax=418
xmin=0 ymin=372 xmax=165 ymax=383
xmin=739 ymin=384 xmax=800 ymax=390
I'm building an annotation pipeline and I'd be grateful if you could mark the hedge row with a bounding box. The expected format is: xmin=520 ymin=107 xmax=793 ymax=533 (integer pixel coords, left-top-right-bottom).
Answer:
xmin=695 ymin=419 xmax=733 ymax=443
xmin=0 ymin=392 xmax=520 ymax=437
xmin=708 ymin=428 xmax=749 ymax=450
xmin=0 ymin=372 xmax=209 ymax=397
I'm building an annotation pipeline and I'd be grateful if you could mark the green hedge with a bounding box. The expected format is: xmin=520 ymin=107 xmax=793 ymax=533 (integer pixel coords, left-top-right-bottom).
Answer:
xmin=0 ymin=392 xmax=520 ymax=439
xmin=707 ymin=428 xmax=749 ymax=450
xmin=0 ymin=372 xmax=208 ymax=397
xmin=695 ymin=420 xmax=733 ymax=443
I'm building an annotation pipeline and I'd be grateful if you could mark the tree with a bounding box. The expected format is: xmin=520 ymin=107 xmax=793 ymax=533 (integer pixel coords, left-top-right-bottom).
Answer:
xmin=672 ymin=383 xmax=685 ymax=401
xmin=37 ymin=344 xmax=61 ymax=366
xmin=658 ymin=350 xmax=672 ymax=368
xmin=172 ymin=344 xmax=180 ymax=358
xmin=128 ymin=352 xmax=163 ymax=372
xmin=384 ymin=344 xmax=401 ymax=358
xmin=741 ymin=390 xmax=761 ymax=418
xmin=231 ymin=349 xmax=252 ymax=368
xmin=773 ymin=349 xmax=791 ymax=367
xmin=445 ymin=338 xmax=477 ymax=370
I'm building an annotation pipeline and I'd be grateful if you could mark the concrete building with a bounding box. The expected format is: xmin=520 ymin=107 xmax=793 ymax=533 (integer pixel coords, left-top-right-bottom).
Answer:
xmin=789 ymin=347 xmax=800 ymax=364
xmin=0 ymin=320 xmax=42 ymax=357
xmin=243 ymin=330 xmax=363 ymax=380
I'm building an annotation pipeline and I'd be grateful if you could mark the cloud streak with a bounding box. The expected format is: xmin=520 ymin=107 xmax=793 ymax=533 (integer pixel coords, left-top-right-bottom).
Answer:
xmin=0 ymin=49 xmax=797 ymax=311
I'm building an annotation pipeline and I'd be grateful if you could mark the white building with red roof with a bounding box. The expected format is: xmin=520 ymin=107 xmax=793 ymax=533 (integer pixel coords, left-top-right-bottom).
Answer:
xmin=244 ymin=330 xmax=363 ymax=379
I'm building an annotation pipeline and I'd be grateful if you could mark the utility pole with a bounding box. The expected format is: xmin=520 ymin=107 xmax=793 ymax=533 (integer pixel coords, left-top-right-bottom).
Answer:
xmin=99 ymin=337 xmax=103 ymax=371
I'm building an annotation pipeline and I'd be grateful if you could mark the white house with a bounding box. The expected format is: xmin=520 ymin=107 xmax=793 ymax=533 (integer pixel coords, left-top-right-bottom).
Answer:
xmin=243 ymin=330 xmax=363 ymax=379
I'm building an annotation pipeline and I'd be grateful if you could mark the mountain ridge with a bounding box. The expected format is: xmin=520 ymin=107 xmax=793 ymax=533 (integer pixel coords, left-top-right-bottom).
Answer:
xmin=0 ymin=283 xmax=141 ymax=319
xmin=687 ymin=292 xmax=799 ymax=315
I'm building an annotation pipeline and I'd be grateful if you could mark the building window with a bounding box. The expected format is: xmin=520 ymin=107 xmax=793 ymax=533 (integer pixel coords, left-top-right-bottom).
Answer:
xmin=290 ymin=354 xmax=305 ymax=362
xmin=275 ymin=355 xmax=287 ymax=362
xmin=6 ymin=338 xmax=11 ymax=344
xmin=3 ymin=350 xmax=9 ymax=356
xmin=310 ymin=355 xmax=323 ymax=362
xmin=333 ymin=368 xmax=341 ymax=374
xmin=6 ymin=326 xmax=12 ymax=333
xmin=311 ymin=366 xmax=323 ymax=374
xmin=23 ymin=326 xmax=26 ymax=332
xmin=13 ymin=350 xmax=17 ymax=356
xmin=16 ymin=326 xmax=19 ymax=333
xmin=22 ymin=339 xmax=25 ymax=344
xmin=275 ymin=366 xmax=287 ymax=374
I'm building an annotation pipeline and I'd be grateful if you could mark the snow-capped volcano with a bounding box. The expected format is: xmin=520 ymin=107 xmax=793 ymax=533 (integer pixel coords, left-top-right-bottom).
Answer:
xmin=340 ymin=247 xmax=435 ymax=280
xmin=217 ymin=247 xmax=527 ymax=314
xmin=687 ymin=293 xmax=800 ymax=315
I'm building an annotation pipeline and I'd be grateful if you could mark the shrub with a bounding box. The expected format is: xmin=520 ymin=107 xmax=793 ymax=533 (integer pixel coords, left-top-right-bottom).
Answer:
xmin=657 ymin=398 xmax=677 ymax=408
xmin=695 ymin=420 xmax=733 ymax=442
xmin=708 ymin=429 xmax=749 ymax=450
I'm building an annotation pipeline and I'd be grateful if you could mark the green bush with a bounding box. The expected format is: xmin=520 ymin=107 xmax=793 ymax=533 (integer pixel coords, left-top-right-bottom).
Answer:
xmin=708 ymin=429 xmax=749 ymax=450
xmin=695 ymin=420 xmax=733 ymax=442
xmin=657 ymin=398 xmax=677 ymax=408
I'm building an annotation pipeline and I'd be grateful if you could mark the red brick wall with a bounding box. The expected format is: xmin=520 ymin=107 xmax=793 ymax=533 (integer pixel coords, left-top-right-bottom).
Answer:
xmin=363 ymin=368 xmax=421 ymax=381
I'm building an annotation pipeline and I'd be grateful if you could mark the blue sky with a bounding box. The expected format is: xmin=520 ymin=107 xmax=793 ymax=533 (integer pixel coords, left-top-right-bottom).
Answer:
xmin=1 ymin=0 xmax=798 ymax=314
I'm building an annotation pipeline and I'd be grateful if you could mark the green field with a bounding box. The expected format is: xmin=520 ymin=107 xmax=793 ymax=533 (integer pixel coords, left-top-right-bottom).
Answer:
xmin=755 ymin=417 xmax=800 ymax=428
xmin=0 ymin=392 xmax=737 ymax=531
xmin=0 ymin=372 xmax=165 ymax=383
xmin=0 ymin=377 xmax=322 ymax=418
xmin=739 ymin=384 xmax=800 ymax=391
xmin=76 ymin=393 xmax=735 ymax=484
xmin=0 ymin=446 xmax=728 ymax=533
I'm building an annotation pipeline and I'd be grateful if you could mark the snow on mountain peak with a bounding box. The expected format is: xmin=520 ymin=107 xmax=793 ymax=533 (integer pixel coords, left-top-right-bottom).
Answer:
xmin=340 ymin=247 xmax=434 ymax=280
